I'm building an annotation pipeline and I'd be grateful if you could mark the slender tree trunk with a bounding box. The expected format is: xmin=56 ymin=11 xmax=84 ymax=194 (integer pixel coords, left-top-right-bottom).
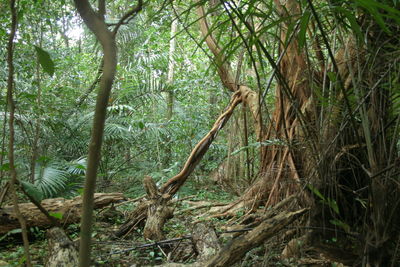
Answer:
xmin=6 ymin=0 xmax=32 ymax=266
xmin=74 ymin=1 xmax=142 ymax=265
xmin=60 ymin=8 xmax=70 ymax=48
xmin=73 ymin=1 xmax=117 ymax=265
xmin=166 ymin=18 xmax=177 ymax=120
xmin=164 ymin=17 xmax=178 ymax=166
xmin=30 ymin=24 xmax=44 ymax=183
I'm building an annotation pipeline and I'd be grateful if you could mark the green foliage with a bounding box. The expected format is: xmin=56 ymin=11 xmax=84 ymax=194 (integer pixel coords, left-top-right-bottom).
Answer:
xmin=33 ymin=161 xmax=69 ymax=198
xmin=298 ymin=10 xmax=311 ymax=49
xmin=329 ymin=219 xmax=351 ymax=233
xmin=0 ymin=163 xmax=10 ymax=171
xmin=0 ymin=246 xmax=25 ymax=267
xmin=49 ymin=212 xmax=63 ymax=220
xmin=34 ymin=45 xmax=55 ymax=76
xmin=20 ymin=180 xmax=43 ymax=202
xmin=307 ymin=184 xmax=339 ymax=215
xmin=0 ymin=0 xmax=397 ymax=228
xmin=308 ymin=184 xmax=351 ymax=232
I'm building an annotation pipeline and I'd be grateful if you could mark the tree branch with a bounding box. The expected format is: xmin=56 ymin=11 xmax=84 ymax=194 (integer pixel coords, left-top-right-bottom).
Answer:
xmin=112 ymin=0 xmax=143 ymax=36
xmin=196 ymin=2 xmax=236 ymax=91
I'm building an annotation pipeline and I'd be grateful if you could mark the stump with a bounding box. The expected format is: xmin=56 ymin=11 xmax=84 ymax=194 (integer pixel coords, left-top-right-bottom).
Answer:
xmin=45 ymin=227 xmax=78 ymax=267
xmin=191 ymin=223 xmax=221 ymax=262
xmin=142 ymin=176 xmax=174 ymax=241
xmin=160 ymin=223 xmax=221 ymax=267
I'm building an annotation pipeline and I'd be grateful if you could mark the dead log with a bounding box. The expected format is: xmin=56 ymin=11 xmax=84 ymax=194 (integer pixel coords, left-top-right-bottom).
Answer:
xmin=0 ymin=193 xmax=125 ymax=234
xmin=45 ymin=227 xmax=78 ymax=267
xmin=204 ymin=208 xmax=308 ymax=267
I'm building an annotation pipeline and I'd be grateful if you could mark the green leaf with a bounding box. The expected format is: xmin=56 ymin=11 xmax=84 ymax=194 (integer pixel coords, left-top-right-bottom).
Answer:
xmin=307 ymin=184 xmax=326 ymax=201
xmin=18 ymin=92 xmax=37 ymax=100
xmin=284 ymin=20 xmax=296 ymax=46
xmin=329 ymin=219 xmax=350 ymax=233
xmin=298 ymin=10 xmax=311 ymax=49
xmin=335 ymin=7 xmax=363 ymax=42
xmin=49 ymin=212 xmax=63 ymax=220
xmin=327 ymin=198 xmax=340 ymax=215
xmin=76 ymin=164 xmax=86 ymax=170
xmin=355 ymin=197 xmax=367 ymax=209
xmin=34 ymin=46 xmax=55 ymax=76
xmin=77 ymin=188 xmax=84 ymax=195
xmin=355 ymin=0 xmax=391 ymax=34
xmin=0 ymin=163 xmax=10 ymax=171
xmin=38 ymin=155 xmax=51 ymax=163
xmin=327 ymin=71 xmax=337 ymax=83
xmin=138 ymin=121 xmax=145 ymax=129
xmin=20 ymin=181 xmax=43 ymax=202
xmin=356 ymin=0 xmax=400 ymax=24
xmin=34 ymin=162 xmax=68 ymax=198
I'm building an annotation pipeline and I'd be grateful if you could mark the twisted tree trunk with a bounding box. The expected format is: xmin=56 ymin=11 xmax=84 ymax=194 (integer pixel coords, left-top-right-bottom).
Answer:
xmin=116 ymin=91 xmax=243 ymax=238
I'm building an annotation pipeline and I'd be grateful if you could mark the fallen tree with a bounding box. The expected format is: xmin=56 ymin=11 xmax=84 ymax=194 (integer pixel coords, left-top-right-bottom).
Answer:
xmin=0 ymin=193 xmax=125 ymax=234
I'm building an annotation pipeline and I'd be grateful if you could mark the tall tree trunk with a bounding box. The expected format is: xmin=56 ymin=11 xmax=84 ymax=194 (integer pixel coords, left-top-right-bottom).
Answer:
xmin=244 ymin=0 xmax=313 ymax=208
xmin=164 ymin=17 xmax=178 ymax=166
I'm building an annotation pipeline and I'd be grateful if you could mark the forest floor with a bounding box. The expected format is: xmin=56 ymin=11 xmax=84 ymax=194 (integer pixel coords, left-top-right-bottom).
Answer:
xmin=0 ymin=189 xmax=353 ymax=266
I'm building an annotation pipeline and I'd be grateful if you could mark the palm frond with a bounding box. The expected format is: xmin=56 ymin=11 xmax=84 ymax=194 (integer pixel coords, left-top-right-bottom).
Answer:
xmin=104 ymin=122 xmax=133 ymax=141
xmin=67 ymin=156 xmax=87 ymax=175
xmin=34 ymin=162 xmax=69 ymax=198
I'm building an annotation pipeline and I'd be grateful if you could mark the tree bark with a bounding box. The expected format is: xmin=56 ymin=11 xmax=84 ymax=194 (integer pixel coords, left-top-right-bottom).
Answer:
xmin=191 ymin=223 xmax=221 ymax=262
xmin=160 ymin=223 xmax=220 ymax=267
xmin=196 ymin=0 xmax=314 ymax=212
